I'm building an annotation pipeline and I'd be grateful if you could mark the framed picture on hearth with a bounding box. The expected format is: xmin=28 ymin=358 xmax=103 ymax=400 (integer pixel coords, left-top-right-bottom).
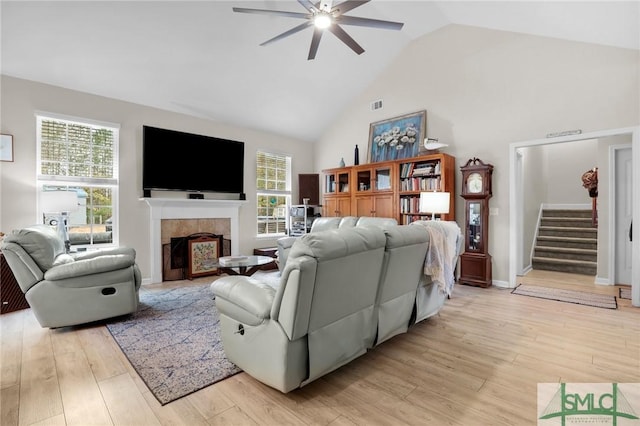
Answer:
xmin=187 ymin=235 xmax=223 ymax=279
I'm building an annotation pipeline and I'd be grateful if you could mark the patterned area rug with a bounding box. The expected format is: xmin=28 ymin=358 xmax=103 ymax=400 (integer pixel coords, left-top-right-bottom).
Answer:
xmin=619 ymin=286 xmax=632 ymax=300
xmin=106 ymin=283 xmax=241 ymax=405
xmin=512 ymin=284 xmax=617 ymax=309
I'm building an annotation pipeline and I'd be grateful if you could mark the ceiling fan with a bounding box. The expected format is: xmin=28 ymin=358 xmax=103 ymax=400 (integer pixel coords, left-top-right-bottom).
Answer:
xmin=233 ymin=0 xmax=404 ymax=60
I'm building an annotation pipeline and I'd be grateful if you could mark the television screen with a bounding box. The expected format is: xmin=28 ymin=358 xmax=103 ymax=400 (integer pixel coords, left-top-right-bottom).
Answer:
xmin=142 ymin=126 xmax=244 ymax=195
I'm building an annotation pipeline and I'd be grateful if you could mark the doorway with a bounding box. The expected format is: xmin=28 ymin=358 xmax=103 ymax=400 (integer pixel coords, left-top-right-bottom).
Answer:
xmin=509 ymin=126 xmax=639 ymax=307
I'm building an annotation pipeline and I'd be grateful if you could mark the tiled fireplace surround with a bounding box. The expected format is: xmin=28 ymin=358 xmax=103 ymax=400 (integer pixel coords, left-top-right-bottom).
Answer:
xmin=143 ymin=198 xmax=245 ymax=284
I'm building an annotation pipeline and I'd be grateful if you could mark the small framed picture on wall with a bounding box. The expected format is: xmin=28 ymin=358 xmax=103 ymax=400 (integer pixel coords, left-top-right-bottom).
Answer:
xmin=0 ymin=134 xmax=14 ymax=162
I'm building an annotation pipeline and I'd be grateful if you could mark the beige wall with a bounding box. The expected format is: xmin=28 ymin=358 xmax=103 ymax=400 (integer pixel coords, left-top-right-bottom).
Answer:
xmin=314 ymin=24 xmax=639 ymax=284
xmin=0 ymin=76 xmax=314 ymax=282
xmin=521 ymin=144 xmax=546 ymax=269
xmin=543 ymin=140 xmax=598 ymax=205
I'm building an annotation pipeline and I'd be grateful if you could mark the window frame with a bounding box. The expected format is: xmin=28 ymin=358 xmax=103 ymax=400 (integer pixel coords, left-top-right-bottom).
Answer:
xmin=36 ymin=112 xmax=120 ymax=249
xmin=256 ymin=150 xmax=292 ymax=238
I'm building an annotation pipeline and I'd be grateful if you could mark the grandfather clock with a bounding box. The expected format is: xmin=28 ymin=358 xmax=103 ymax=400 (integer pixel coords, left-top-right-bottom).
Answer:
xmin=459 ymin=158 xmax=494 ymax=288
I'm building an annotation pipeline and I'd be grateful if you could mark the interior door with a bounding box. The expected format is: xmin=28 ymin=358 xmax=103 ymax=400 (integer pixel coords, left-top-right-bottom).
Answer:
xmin=615 ymin=147 xmax=633 ymax=285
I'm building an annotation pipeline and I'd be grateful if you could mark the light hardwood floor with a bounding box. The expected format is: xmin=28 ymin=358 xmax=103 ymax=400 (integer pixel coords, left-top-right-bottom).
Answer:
xmin=1 ymin=270 xmax=638 ymax=425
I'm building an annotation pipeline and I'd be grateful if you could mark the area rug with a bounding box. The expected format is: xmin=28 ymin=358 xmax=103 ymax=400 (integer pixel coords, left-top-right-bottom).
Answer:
xmin=511 ymin=284 xmax=617 ymax=309
xmin=619 ymin=286 xmax=632 ymax=300
xmin=106 ymin=284 xmax=241 ymax=405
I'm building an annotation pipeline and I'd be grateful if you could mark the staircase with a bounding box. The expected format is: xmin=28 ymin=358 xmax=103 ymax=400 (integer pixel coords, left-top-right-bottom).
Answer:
xmin=532 ymin=209 xmax=597 ymax=275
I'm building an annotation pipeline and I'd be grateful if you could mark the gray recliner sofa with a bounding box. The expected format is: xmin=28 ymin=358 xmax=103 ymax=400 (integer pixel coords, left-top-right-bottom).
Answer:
xmin=212 ymin=226 xmax=387 ymax=392
xmin=276 ymin=216 xmax=398 ymax=270
xmin=211 ymin=221 xmax=461 ymax=393
xmin=1 ymin=224 xmax=141 ymax=328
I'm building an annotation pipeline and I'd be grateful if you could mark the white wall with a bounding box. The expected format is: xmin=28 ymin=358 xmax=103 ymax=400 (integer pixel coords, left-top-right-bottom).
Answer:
xmin=543 ymin=140 xmax=598 ymax=204
xmin=315 ymin=24 xmax=640 ymax=284
xmin=521 ymin=144 xmax=546 ymax=269
xmin=0 ymin=76 xmax=315 ymax=282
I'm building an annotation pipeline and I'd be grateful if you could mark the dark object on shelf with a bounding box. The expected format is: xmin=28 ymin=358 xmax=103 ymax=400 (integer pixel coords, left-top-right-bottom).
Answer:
xmin=1 ymin=252 xmax=30 ymax=314
xmin=354 ymin=145 xmax=360 ymax=165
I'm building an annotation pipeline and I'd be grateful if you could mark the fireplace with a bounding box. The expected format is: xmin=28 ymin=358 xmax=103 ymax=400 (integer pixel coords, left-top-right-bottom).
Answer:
xmin=142 ymin=198 xmax=246 ymax=284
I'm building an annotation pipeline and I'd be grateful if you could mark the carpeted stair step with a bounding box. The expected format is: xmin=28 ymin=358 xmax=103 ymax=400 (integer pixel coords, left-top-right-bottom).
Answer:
xmin=540 ymin=217 xmax=595 ymax=228
xmin=538 ymin=226 xmax=597 ymax=239
xmin=532 ymin=256 xmax=597 ymax=275
xmin=542 ymin=209 xmax=593 ymax=218
xmin=534 ymin=246 xmax=597 ymax=262
xmin=536 ymin=236 xmax=597 ymax=250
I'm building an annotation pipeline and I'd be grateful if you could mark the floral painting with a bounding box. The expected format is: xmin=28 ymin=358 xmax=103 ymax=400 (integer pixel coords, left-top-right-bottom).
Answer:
xmin=188 ymin=236 xmax=222 ymax=278
xmin=368 ymin=110 xmax=426 ymax=163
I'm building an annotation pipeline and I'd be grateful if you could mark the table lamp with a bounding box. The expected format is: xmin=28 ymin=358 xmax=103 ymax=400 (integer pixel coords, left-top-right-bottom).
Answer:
xmin=419 ymin=191 xmax=450 ymax=220
xmin=41 ymin=190 xmax=79 ymax=253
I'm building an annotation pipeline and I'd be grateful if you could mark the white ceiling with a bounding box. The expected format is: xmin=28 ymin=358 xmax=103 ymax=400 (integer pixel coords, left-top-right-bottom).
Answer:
xmin=2 ymin=1 xmax=638 ymax=142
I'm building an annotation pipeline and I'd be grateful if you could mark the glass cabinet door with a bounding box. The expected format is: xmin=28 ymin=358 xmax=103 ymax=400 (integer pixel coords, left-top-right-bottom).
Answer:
xmin=374 ymin=166 xmax=392 ymax=191
xmin=468 ymin=202 xmax=482 ymax=251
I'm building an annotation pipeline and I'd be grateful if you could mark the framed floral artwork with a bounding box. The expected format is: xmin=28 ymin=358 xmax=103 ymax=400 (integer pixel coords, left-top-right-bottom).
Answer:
xmin=187 ymin=235 xmax=223 ymax=279
xmin=367 ymin=110 xmax=426 ymax=163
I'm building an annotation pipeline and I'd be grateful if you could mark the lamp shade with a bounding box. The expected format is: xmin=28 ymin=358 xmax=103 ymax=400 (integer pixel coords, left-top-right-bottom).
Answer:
xmin=41 ymin=191 xmax=78 ymax=213
xmin=419 ymin=191 xmax=450 ymax=219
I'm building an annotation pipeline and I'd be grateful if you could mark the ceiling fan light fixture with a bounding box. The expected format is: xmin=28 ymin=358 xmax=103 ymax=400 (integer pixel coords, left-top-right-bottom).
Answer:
xmin=313 ymin=12 xmax=333 ymax=29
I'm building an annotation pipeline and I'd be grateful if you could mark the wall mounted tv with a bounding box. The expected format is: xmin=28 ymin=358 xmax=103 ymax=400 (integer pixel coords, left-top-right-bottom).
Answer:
xmin=142 ymin=125 xmax=245 ymax=197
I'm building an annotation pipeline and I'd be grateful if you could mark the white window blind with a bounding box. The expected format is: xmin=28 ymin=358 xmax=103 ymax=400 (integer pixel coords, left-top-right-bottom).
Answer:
xmin=256 ymin=151 xmax=291 ymax=236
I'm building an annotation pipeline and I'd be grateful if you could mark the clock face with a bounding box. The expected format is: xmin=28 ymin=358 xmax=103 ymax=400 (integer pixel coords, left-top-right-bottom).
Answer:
xmin=467 ymin=173 xmax=483 ymax=193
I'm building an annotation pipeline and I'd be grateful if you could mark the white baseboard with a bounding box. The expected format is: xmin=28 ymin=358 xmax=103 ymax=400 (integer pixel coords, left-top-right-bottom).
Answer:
xmin=492 ymin=279 xmax=512 ymax=288
xmin=594 ymin=276 xmax=613 ymax=285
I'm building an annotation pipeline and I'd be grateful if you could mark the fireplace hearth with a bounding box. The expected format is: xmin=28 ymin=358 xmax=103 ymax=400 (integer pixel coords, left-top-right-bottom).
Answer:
xmin=163 ymin=233 xmax=231 ymax=281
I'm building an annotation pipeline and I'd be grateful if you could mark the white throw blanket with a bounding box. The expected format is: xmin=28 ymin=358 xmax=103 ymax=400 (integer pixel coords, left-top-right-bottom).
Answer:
xmin=412 ymin=221 xmax=460 ymax=296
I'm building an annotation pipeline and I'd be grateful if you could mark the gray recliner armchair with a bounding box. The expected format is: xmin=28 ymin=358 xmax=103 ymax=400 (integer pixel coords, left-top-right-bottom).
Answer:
xmin=1 ymin=225 xmax=141 ymax=328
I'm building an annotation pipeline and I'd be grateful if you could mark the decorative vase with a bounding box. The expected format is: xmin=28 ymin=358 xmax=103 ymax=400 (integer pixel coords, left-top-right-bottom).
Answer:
xmin=339 ymin=157 xmax=345 ymax=168
xmin=354 ymin=145 xmax=360 ymax=165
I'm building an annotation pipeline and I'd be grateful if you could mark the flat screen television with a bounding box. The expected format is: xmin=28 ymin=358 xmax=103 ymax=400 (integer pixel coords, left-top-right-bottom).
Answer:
xmin=142 ymin=125 xmax=244 ymax=196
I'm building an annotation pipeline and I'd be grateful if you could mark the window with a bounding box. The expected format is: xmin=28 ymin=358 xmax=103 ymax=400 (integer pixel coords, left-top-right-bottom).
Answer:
xmin=256 ymin=151 xmax=291 ymax=236
xmin=37 ymin=114 xmax=119 ymax=248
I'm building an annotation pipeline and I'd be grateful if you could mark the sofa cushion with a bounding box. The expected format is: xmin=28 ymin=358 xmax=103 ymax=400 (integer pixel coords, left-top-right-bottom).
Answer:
xmin=4 ymin=225 xmax=65 ymax=271
xmin=355 ymin=217 xmax=398 ymax=229
xmin=309 ymin=217 xmax=342 ymax=232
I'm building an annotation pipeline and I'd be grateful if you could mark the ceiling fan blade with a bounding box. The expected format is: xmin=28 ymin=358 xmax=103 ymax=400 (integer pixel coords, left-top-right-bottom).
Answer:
xmin=260 ymin=21 xmax=313 ymax=46
xmin=297 ymin=0 xmax=319 ymax=13
xmin=308 ymin=27 xmax=324 ymax=60
xmin=337 ymin=15 xmax=404 ymax=30
xmin=331 ymin=0 xmax=370 ymax=16
xmin=232 ymin=7 xmax=309 ymax=20
xmin=328 ymin=24 xmax=364 ymax=55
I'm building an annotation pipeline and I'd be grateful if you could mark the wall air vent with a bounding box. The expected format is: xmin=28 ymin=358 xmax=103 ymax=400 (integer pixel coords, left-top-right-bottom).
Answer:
xmin=371 ymin=99 xmax=383 ymax=111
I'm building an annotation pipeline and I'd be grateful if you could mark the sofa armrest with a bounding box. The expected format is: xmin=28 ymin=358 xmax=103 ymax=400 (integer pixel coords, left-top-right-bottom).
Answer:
xmin=71 ymin=246 xmax=136 ymax=261
xmin=44 ymin=254 xmax=136 ymax=281
xmin=211 ymin=276 xmax=276 ymax=326
xmin=276 ymin=237 xmax=297 ymax=271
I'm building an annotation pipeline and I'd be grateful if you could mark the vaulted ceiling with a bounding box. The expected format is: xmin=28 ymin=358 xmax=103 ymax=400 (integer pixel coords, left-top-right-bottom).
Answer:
xmin=2 ymin=1 xmax=638 ymax=142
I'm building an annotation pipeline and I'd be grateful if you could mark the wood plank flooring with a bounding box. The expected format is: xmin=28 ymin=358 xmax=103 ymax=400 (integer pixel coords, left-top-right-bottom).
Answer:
xmin=1 ymin=271 xmax=638 ymax=425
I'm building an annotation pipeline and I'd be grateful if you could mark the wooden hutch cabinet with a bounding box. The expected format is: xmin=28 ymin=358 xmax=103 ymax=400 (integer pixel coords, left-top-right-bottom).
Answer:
xmin=321 ymin=152 xmax=455 ymax=223
xmin=352 ymin=161 xmax=396 ymax=218
xmin=322 ymin=166 xmax=352 ymax=217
